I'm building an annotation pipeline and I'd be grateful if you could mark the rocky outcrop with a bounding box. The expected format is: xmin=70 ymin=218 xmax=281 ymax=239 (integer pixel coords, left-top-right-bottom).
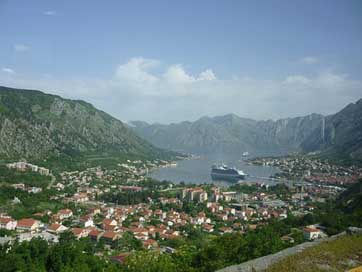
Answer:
xmin=217 ymin=233 xmax=346 ymax=272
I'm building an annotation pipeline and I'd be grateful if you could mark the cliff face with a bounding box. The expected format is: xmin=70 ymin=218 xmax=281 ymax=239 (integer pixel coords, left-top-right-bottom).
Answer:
xmin=131 ymin=98 xmax=362 ymax=164
xmin=130 ymin=113 xmax=324 ymax=154
xmin=301 ymin=98 xmax=362 ymax=163
xmin=0 ymin=86 xmax=171 ymax=163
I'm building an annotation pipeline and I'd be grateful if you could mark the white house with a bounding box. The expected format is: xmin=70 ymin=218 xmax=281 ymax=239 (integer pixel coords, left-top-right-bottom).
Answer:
xmin=57 ymin=209 xmax=73 ymax=220
xmin=81 ymin=216 xmax=94 ymax=228
xmin=48 ymin=223 xmax=68 ymax=234
xmin=303 ymin=227 xmax=321 ymax=240
xmin=0 ymin=217 xmax=17 ymax=230
xmin=17 ymin=218 xmax=40 ymax=232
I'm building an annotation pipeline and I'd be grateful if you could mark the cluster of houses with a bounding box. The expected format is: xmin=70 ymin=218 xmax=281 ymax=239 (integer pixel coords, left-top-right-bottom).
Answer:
xmin=1 ymin=158 xmax=340 ymax=253
xmin=0 ymin=216 xmax=40 ymax=232
xmin=10 ymin=183 xmax=43 ymax=194
xmin=58 ymin=159 xmax=176 ymax=188
xmin=252 ymin=156 xmax=362 ymax=186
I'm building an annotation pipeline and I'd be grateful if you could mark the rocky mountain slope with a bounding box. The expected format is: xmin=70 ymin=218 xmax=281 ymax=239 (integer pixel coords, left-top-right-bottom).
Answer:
xmin=0 ymin=86 xmax=174 ymax=168
xmin=131 ymin=98 xmax=362 ymax=163
xmin=301 ymin=98 xmax=362 ymax=164
xmin=130 ymin=114 xmax=324 ymax=154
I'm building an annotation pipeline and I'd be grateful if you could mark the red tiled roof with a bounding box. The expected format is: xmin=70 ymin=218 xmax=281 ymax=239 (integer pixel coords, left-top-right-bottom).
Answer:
xmin=143 ymin=239 xmax=157 ymax=245
xmin=103 ymin=219 xmax=116 ymax=225
xmin=17 ymin=218 xmax=37 ymax=228
xmin=102 ymin=231 xmax=118 ymax=239
xmin=203 ymin=224 xmax=213 ymax=230
xmin=110 ymin=253 xmax=130 ymax=264
xmin=303 ymin=227 xmax=320 ymax=233
xmin=58 ymin=209 xmax=72 ymax=215
xmin=0 ymin=217 xmax=15 ymax=224
xmin=71 ymin=228 xmax=84 ymax=235
xmin=89 ymin=229 xmax=102 ymax=237
xmin=49 ymin=223 xmax=62 ymax=231
xmin=104 ymin=224 xmax=116 ymax=231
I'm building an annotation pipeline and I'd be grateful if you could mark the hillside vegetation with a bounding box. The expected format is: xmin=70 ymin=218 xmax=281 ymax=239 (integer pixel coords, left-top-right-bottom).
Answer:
xmin=266 ymin=234 xmax=362 ymax=272
xmin=0 ymin=86 xmax=176 ymax=171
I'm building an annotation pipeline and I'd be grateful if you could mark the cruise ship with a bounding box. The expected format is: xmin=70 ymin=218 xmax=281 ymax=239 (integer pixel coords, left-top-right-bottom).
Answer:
xmin=211 ymin=164 xmax=246 ymax=181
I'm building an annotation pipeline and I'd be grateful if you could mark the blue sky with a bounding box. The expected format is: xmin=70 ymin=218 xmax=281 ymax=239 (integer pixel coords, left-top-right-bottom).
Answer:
xmin=1 ymin=0 xmax=361 ymax=123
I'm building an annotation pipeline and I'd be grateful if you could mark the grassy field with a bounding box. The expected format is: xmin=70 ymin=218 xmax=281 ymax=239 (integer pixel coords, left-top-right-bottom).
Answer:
xmin=266 ymin=234 xmax=362 ymax=272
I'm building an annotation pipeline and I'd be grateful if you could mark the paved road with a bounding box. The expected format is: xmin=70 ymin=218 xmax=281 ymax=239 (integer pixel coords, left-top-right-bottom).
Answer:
xmin=47 ymin=174 xmax=56 ymax=189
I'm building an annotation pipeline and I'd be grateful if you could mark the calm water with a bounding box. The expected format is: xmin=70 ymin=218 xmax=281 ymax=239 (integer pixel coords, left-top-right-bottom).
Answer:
xmin=148 ymin=152 xmax=281 ymax=186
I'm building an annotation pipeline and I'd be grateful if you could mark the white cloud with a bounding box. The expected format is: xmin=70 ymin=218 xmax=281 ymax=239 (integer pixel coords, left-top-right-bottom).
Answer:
xmin=115 ymin=57 xmax=159 ymax=85
xmin=163 ymin=65 xmax=216 ymax=84
xmin=301 ymin=56 xmax=318 ymax=64
xmin=14 ymin=44 xmax=30 ymax=52
xmin=164 ymin=64 xmax=195 ymax=83
xmin=198 ymin=69 xmax=216 ymax=81
xmin=1 ymin=68 xmax=15 ymax=74
xmin=43 ymin=11 xmax=57 ymax=16
xmin=284 ymin=75 xmax=310 ymax=84
xmin=0 ymin=57 xmax=360 ymax=124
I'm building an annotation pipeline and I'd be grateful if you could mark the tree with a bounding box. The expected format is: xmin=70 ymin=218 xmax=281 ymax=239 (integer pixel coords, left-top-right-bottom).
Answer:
xmin=124 ymin=251 xmax=177 ymax=272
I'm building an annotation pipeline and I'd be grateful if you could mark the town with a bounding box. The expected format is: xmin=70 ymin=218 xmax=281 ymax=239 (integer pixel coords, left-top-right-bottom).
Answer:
xmin=249 ymin=155 xmax=362 ymax=186
xmin=0 ymin=156 xmax=356 ymax=265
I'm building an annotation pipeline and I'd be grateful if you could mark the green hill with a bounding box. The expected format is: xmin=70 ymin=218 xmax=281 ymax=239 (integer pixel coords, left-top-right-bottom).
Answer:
xmin=0 ymin=86 xmax=176 ymax=170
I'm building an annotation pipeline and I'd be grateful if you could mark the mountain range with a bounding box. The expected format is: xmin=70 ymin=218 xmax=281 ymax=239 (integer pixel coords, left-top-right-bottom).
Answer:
xmin=131 ymin=98 xmax=362 ymax=164
xmin=1 ymin=85 xmax=360 ymax=168
xmin=0 ymin=86 xmax=175 ymax=170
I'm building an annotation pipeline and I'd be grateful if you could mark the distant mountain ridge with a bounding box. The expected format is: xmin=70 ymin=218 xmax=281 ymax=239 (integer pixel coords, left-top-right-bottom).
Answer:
xmin=130 ymin=113 xmax=324 ymax=154
xmin=0 ymin=86 xmax=174 ymax=169
xmin=130 ymin=98 xmax=362 ymax=164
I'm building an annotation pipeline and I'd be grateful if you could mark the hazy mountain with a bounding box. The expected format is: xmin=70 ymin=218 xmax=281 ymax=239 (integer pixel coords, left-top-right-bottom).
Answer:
xmin=0 ymin=86 xmax=174 ymax=169
xmin=130 ymin=113 xmax=324 ymax=154
xmin=131 ymin=98 xmax=362 ymax=163
xmin=301 ymin=98 xmax=362 ymax=164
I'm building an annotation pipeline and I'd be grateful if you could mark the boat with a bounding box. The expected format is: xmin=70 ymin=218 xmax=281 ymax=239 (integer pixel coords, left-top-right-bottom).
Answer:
xmin=211 ymin=164 xmax=246 ymax=181
xmin=242 ymin=151 xmax=249 ymax=157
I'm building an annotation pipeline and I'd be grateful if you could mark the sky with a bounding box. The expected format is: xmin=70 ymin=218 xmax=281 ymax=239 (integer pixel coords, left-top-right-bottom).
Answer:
xmin=0 ymin=0 xmax=361 ymax=123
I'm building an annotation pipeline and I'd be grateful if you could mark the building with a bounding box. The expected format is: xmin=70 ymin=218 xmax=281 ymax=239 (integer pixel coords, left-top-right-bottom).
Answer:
xmin=110 ymin=253 xmax=130 ymax=264
xmin=73 ymin=193 xmax=89 ymax=203
xmin=80 ymin=216 xmax=94 ymax=228
xmin=0 ymin=217 xmax=17 ymax=230
xmin=71 ymin=228 xmax=90 ymax=239
xmin=202 ymin=223 xmax=214 ymax=233
xmin=38 ymin=167 xmax=50 ymax=176
xmin=101 ymin=231 xmax=119 ymax=244
xmin=57 ymin=209 xmax=73 ymax=220
xmin=17 ymin=218 xmax=40 ymax=232
xmin=6 ymin=162 xmax=50 ymax=176
xmin=88 ymin=229 xmax=103 ymax=242
xmin=222 ymin=192 xmax=237 ymax=202
xmin=219 ymin=227 xmax=233 ymax=235
xmin=143 ymin=238 xmax=158 ymax=249
xmin=182 ymin=188 xmax=208 ymax=202
xmin=48 ymin=223 xmax=68 ymax=234
xmin=303 ymin=227 xmax=321 ymax=240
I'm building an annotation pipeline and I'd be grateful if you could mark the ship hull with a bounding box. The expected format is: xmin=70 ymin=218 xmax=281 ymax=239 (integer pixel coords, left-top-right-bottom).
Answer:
xmin=211 ymin=172 xmax=246 ymax=182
